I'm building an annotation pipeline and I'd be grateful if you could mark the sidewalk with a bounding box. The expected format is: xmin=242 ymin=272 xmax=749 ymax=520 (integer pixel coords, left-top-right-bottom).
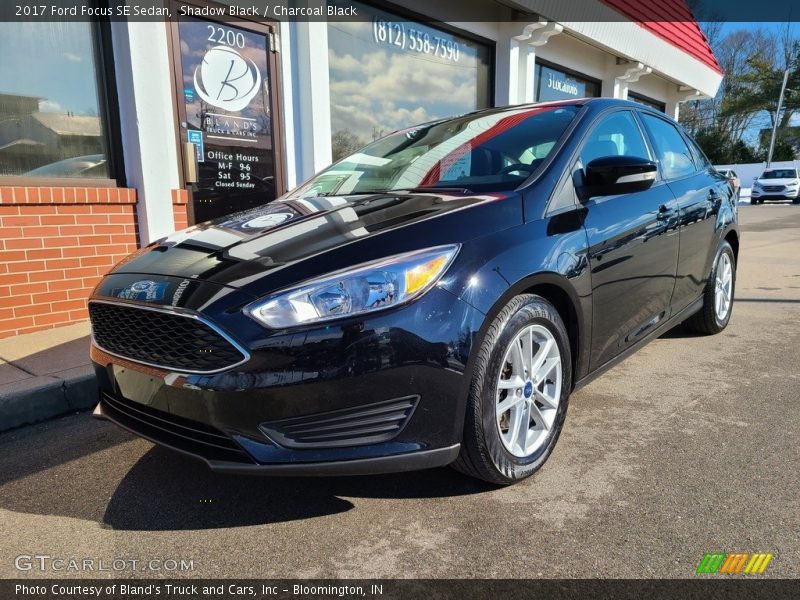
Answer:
xmin=0 ymin=322 xmax=97 ymax=433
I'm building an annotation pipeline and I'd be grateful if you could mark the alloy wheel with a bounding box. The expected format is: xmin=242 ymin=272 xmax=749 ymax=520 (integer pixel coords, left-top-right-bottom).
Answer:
xmin=496 ymin=324 xmax=562 ymax=458
xmin=715 ymin=252 xmax=733 ymax=322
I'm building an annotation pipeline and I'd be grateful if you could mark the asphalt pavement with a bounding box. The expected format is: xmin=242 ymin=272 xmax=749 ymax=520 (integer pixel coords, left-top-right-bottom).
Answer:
xmin=1 ymin=204 xmax=798 ymax=579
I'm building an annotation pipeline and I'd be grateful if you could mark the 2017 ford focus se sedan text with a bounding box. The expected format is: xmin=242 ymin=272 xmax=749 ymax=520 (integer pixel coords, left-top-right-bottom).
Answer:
xmin=89 ymin=99 xmax=739 ymax=484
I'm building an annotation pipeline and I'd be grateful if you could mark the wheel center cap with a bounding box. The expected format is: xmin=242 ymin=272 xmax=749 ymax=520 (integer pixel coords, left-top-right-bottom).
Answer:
xmin=523 ymin=381 xmax=534 ymax=398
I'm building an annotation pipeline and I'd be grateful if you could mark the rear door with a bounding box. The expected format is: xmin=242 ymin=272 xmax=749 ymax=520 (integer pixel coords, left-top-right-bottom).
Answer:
xmin=579 ymin=110 xmax=680 ymax=370
xmin=638 ymin=113 xmax=724 ymax=313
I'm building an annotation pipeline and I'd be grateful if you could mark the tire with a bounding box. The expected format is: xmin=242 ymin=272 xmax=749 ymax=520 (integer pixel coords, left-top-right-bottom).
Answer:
xmin=453 ymin=294 xmax=572 ymax=485
xmin=751 ymin=198 xmax=759 ymax=205
xmin=684 ymin=241 xmax=736 ymax=335
xmin=793 ymin=198 xmax=800 ymax=205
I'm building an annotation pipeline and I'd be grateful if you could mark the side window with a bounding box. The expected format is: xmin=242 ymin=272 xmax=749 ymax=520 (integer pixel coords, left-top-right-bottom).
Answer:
xmin=579 ymin=111 xmax=650 ymax=166
xmin=683 ymin=133 xmax=711 ymax=171
xmin=641 ymin=114 xmax=696 ymax=180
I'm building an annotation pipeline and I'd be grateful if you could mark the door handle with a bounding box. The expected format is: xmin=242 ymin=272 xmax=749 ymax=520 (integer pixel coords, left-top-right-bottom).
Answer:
xmin=656 ymin=204 xmax=672 ymax=221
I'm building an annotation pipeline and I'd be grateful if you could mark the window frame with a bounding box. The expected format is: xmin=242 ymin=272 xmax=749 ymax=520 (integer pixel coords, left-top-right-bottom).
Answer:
xmin=0 ymin=15 xmax=123 ymax=188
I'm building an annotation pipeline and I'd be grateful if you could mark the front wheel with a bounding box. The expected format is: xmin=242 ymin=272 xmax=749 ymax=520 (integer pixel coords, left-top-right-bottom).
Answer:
xmin=684 ymin=241 xmax=736 ymax=335
xmin=453 ymin=294 xmax=572 ymax=485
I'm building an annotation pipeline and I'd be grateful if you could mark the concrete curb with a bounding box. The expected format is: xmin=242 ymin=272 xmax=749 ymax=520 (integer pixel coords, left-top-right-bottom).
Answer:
xmin=0 ymin=366 xmax=98 ymax=433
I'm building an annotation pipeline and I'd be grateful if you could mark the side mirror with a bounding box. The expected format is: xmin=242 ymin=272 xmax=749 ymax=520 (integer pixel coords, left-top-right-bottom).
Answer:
xmin=579 ymin=156 xmax=657 ymax=200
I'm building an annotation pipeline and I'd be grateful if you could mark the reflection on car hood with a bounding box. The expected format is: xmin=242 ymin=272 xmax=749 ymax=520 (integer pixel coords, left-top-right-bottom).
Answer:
xmin=111 ymin=191 xmax=519 ymax=292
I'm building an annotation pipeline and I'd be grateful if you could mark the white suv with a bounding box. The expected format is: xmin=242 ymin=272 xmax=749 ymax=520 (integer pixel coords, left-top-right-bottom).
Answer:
xmin=751 ymin=167 xmax=800 ymax=204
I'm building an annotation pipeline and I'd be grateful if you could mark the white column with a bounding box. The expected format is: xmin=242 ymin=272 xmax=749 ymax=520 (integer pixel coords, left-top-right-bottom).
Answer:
xmin=494 ymin=27 xmax=518 ymax=107
xmin=289 ymin=21 xmax=332 ymax=182
xmin=666 ymin=87 xmax=703 ymax=121
xmin=501 ymin=19 xmax=562 ymax=105
xmin=111 ymin=20 xmax=180 ymax=245
xmin=604 ymin=60 xmax=651 ymax=100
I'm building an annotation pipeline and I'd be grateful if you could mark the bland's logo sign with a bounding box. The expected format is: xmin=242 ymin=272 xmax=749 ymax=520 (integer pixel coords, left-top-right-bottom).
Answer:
xmin=194 ymin=45 xmax=261 ymax=112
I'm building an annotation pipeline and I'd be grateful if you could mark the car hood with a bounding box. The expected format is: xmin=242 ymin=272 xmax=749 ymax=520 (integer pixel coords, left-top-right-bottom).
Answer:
xmin=110 ymin=190 xmax=521 ymax=295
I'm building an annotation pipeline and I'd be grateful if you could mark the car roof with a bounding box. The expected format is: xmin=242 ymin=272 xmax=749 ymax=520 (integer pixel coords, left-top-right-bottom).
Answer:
xmin=455 ymin=97 xmax=673 ymax=122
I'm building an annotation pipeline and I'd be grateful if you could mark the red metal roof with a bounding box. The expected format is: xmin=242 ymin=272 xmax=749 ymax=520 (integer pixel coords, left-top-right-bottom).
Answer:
xmin=602 ymin=0 xmax=723 ymax=74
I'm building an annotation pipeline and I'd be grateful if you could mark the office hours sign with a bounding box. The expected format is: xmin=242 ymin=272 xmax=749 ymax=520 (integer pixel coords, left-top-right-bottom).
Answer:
xmin=177 ymin=15 xmax=277 ymax=222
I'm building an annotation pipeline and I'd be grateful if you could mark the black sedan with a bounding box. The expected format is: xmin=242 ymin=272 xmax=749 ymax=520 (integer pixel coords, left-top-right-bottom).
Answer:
xmin=89 ymin=99 xmax=738 ymax=484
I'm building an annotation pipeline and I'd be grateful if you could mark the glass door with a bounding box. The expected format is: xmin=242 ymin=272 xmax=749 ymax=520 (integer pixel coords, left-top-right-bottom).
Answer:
xmin=171 ymin=3 xmax=283 ymax=223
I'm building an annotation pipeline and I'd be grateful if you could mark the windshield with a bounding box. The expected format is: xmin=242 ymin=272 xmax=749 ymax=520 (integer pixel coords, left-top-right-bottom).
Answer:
xmin=761 ymin=169 xmax=798 ymax=179
xmin=287 ymin=105 xmax=580 ymax=198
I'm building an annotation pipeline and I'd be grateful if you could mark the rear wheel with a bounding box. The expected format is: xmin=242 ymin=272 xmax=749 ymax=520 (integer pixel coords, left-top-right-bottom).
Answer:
xmin=684 ymin=241 xmax=736 ymax=335
xmin=453 ymin=294 xmax=571 ymax=485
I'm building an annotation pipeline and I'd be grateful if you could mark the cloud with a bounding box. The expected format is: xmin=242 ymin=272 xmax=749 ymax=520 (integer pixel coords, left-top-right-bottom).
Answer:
xmin=63 ymin=52 xmax=82 ymax=63
xmin=38 ymin=100 xmax=63 ymax=113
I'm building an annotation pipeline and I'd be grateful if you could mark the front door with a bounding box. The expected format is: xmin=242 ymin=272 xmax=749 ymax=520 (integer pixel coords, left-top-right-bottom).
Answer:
xmin=579 ymin=110 xmax=681 ymax=369
xmin=170 ymin=2 xmax=283 ymax=224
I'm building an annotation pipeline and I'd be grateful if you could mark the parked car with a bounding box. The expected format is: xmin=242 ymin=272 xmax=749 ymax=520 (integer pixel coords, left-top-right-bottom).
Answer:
xmin=88 ymin=99 xmax=739 ymax=484
xmin=719 ymin=169 xmax=740 ymax=198
xmin=751 ymin=167 xmax=800 ymax=204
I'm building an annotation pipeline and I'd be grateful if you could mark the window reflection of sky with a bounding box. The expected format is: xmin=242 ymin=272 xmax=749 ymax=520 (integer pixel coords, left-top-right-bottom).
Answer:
xmin=328 ymin=2 xmax=491 ymax=159
xmin=0 ymin=22 xmax=102 ymax=116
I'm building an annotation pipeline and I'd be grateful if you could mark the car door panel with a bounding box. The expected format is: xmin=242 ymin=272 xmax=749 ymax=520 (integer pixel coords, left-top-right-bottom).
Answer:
xmin=584 ymin=181 xmax=679 ymax=369
xmin=575 ymin=110 xmax=680 ymax=370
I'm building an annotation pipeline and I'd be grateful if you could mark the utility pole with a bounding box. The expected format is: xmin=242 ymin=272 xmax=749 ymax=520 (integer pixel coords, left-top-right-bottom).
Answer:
xmin=766 ymin=68 xmax=790 ymax=168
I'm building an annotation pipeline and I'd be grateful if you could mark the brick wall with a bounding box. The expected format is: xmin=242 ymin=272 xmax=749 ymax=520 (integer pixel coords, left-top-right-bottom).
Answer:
xmin=172 ymin=188 xmax=189 ymax=231
xmin=0 ymin=186 xmax=139 ymax=339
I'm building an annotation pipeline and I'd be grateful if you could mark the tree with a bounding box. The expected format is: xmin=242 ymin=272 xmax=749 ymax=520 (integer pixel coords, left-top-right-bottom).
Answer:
xmin=680 ymin=24 xmax=800 ymax=163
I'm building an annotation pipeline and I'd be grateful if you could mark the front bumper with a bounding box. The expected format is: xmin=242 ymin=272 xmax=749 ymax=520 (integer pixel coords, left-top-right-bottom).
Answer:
xmin=90 ymin=285 xmax=484 ymax=475
xmin=751 ymin=189 xmax=799 ymax=200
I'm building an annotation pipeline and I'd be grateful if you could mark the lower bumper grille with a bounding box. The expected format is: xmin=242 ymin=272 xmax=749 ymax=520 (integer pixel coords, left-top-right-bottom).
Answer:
xmin=259 ymin=396 xmax=419 ymax=449
xmin=100 ymin=392 xmax=254 ymax=464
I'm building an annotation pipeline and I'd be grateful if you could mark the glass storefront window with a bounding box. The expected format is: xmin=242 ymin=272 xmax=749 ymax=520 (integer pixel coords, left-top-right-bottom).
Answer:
xmin=327 ymin=1 xmax=492 ymax=161
xmin=0 ymin=22 xmax=110 ymax=179
xmin=628 ymin=92 xmax=666 ymax=113
xmin=534 ymin=62 xmax=600 ymax=102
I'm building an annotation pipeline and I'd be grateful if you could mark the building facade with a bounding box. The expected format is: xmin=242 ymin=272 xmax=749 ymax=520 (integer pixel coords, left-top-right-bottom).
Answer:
xmin=0 ymin=0 xmax=722 ymax=338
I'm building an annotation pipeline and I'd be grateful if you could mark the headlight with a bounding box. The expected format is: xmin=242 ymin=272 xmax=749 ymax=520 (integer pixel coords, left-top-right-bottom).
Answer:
xmin=753 ymin=182 xmax=761 ymax=189
xmin=246 ymin=245 xmax=459 ymax=328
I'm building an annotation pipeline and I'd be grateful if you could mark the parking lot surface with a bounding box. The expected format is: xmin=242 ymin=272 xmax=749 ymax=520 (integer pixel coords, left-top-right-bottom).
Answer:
xmin=1 ymin=204 xmax=798 ymax=579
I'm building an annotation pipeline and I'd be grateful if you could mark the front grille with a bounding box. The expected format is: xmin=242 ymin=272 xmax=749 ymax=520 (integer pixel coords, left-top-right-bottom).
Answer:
xmin=763 ymin=185 xmax=784 ymax=192
xmin=260 ymin=396 xmax=419 ymax=449
xmin=89 ymin=301 xmax=247 ymax=373
xmin=101 ymin=392 xmax=254 ymax=463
